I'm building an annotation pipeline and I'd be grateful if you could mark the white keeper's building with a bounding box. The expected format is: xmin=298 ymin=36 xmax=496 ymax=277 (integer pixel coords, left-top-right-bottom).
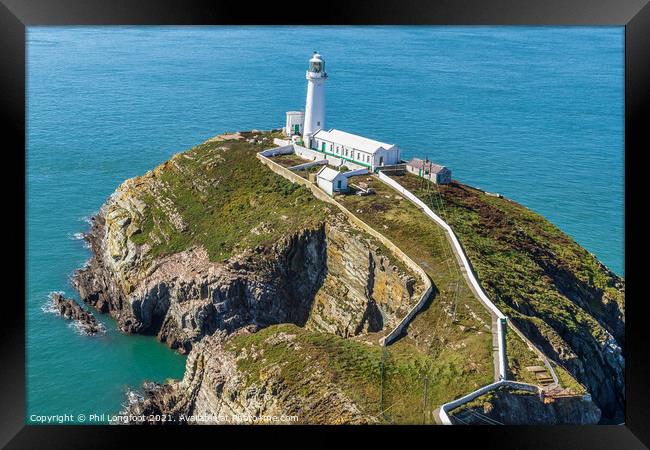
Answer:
xmin=284 ymin=51 xmax=401 ymax=172
xmin=316 ymin=166 xmax=348 ymax=195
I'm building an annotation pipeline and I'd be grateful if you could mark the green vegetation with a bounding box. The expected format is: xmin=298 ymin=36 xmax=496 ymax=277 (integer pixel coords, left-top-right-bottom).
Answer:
xmin=552 ymin=362 xmax=587 ymax=395
xmin=125 ymin=132 xmax=605 ymax=420
xmin=129 ymin=131 xmax=331 ymax=262
xmin=227 ymin=323 xmax=384 ymax=418
xmin=226 ymin=323 xmax=491 ymax=424
xmin=337 ymin=175 xmax=494 ymax=422
xmin=389 ymin=173 xmax=623 ymax=392
xmin=506 ymin=330 xmax=547 ymax=385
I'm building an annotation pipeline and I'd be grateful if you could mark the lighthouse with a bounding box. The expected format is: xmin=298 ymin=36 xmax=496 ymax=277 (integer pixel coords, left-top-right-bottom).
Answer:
xmin=302 ymin=51 xmax=327 ymax=148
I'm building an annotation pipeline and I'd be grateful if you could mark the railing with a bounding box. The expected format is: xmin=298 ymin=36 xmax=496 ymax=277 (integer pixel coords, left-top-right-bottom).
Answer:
xmin=374 ymin=172 xmax=571 ymax=423
xmin=438 ymin=380 xmax=541 ymax=425
xmin=376 ymin=171 xmax=508 ymax=380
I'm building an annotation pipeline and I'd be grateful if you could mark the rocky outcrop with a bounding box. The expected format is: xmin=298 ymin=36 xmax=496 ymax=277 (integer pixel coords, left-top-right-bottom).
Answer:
xmin=125 ymin=327 xmax=378 ymax=424
xmin=51 ymin=293 xmax=103 ymax=335
xmin=73 ymin=185 xmax=420 ymax=353
xmin=449 ymin=386 xmax=601 ymax=425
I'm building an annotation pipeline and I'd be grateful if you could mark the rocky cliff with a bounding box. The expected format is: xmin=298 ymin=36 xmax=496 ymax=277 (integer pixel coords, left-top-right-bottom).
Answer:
xmin=73 ymin=132 xmax=420 ymax=354
xmin=449 ymin=385 xmax=601 ymax=425
xmin=75 ymin=211 xmax=419 ymax=353
xmin=126 ymin=325 xmax=381 ymax=424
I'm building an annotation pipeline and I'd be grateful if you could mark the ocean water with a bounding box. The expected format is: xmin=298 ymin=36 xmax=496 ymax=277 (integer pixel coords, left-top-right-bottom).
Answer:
xmin=26 ymin=26 xmax=624 ymax=422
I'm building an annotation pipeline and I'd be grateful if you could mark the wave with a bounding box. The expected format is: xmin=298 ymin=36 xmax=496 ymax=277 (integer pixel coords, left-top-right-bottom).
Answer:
xmin=117 ymin=387 xmax=146 ymax=418
xmin=79 ymin=214 xmax=96 ymax=225
xmin=41 ymin=291 xmax=65 ymax=315
xmin=68 ymin=320 xmax=106 ymax=336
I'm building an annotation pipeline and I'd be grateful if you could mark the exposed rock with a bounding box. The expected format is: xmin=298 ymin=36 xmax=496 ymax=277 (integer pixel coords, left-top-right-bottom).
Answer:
xmin=449 ymin=385 xmax=601 ymax=425
xmin=428 ymin=180 xmax=626 ymax=422
xmin=73 ymin=186 xmax=420 ymax=354
xmin=125 ymin=329 xmax=378 ymax=424
xmin=51 ymin=293 xmax=103 ymax=335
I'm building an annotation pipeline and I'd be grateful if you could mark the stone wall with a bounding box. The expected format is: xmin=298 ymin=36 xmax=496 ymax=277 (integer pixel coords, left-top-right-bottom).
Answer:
xmin=257 ymin=152 xmax=433 ymax=346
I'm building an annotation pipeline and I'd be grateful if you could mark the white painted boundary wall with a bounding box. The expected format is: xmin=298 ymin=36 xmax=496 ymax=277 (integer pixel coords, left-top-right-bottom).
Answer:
xmin=273 ymin=138 xmax=291 ymax=147
xmin=257 ymin=152 xmax=433 ymax=348
xmin=377 ymin=171 xmax=507 ymax=380
xmin=259 ymin=144 xmax=294 ymax=158
xmin=289 ymin=160 xmax=328 ymax=171
xmin=343 ymin=168 xmax=370 ymax=178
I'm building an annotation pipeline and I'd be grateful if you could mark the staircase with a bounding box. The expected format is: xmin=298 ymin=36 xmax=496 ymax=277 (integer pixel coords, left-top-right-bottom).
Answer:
xmin=525 ymin=365 xmax=555 ymax=387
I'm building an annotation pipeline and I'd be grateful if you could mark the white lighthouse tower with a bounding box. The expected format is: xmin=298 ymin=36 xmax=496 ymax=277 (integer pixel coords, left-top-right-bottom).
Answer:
xmin=302 ymin=51 xmax=327 ymax=148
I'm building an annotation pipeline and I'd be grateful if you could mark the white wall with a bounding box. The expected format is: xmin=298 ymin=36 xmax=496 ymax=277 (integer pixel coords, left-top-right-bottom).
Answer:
xmin=317 ymin=178 xmax=333 ymax=196
xmin=303 ymin=77 xmax=326 ymax=142
xmin=377 ymin=171 xmax=508 ymax=380
xmin=259 ymin=144 xmax=294 ymax=157
xmin=285 ymin=112 xmax=304 ymax=136
xmin=343 ymin=168 xmax=370 ymax=178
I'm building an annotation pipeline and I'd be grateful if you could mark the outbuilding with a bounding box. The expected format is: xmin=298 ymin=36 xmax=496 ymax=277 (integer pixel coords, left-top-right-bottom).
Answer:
xmin=285 ymin=111 xmax=305 ymax=137
xmin=316 ymin=166 xmax=348 ymax=196
xmin=406 ymin=158 xmax=452 ymax=184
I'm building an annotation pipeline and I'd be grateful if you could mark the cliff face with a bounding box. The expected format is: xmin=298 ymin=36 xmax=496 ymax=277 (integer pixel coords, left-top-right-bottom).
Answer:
xmin=73 ymin=141 xmax=419 ymax=353
xmin=127 ymin=326 xmax=379 ymax=424
xmin=449 ymin=386 xmax=601 ymax=425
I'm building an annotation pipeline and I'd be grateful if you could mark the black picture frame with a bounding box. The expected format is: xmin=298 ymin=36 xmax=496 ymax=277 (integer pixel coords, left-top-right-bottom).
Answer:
xmin=3 ymin=0 xmax=647 ymax=447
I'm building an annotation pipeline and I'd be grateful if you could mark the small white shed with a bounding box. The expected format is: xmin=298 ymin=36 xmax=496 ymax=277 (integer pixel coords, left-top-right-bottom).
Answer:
xmin=316 ymin=166 xmax=348 ymax=196
xmin=285 ymin=111 xmax=305 ymax=136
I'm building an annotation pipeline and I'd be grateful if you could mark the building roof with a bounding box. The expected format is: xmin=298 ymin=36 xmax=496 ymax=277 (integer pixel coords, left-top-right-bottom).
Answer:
xmin=317 ymin=166 xmax=344 ymax=182
xmin=407 ymin=158 xmax=449 ymax=174
xmin=313 ymin=129 xmax=396 ymax=154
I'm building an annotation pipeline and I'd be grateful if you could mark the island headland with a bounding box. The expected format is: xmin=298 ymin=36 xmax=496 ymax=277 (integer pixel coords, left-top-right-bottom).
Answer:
xmin=70 ymin=129 xmax=624 ymax=424
xmin=66 ymin=51 xmax=624 ymax=425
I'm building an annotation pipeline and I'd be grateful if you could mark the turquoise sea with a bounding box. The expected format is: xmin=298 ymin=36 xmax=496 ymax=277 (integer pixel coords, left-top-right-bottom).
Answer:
xmin=26 ymin=26 xmax=624 ymax=422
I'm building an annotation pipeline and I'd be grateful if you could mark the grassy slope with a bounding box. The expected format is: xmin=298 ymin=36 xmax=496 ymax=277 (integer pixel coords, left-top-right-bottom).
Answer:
xmin=390 ymin=173 xmax=622 ymax=391
xmin=337 ymin=175 xmax=494 ymax=422
xmin=226 ymin=322 xmax=490 ymax=424
xmin=130 ymin=131 xmax=331 ymax=262
xmin=124 ymin=131 xmax=492 ymax=422
xmin=226 ymin=323 xmax=385 ymax=419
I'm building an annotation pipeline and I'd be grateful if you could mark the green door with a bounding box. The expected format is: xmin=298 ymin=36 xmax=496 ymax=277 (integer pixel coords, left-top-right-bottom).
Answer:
xmin=322 ymin=142 xmax=326 ymax=152
xmin=294 ymin=124 xmax=300 ymax=134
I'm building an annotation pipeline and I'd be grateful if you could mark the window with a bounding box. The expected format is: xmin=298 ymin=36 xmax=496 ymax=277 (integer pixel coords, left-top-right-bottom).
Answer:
xmin=317 ymin=121 xmax=320 ymax=126
xmin=309 ymin=61 xmax=323 ymax=73
xmin=337 ymin=180 xmax=342 ymax=189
